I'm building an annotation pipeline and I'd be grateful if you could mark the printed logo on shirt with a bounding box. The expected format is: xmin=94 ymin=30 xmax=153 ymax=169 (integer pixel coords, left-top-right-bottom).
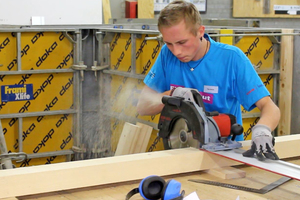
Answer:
xmin=169 ymin=85 xmax=214 ymax=104
xmin=246 ymin=84 xmax=264 ymax=95
xmin=204 ymin=85 xmax=218 ymax=94
xmin=199 ymin=92 xmax=213 ymax=104
xmin=246 ymin=88 xmax=255 ymax=95
xmin=150 ymin=71 xmax=155 ymax=79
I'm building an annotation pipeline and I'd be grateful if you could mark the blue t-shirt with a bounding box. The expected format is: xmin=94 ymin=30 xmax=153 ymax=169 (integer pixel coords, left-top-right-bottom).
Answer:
xmin=144 ymin=34 xmax=270 ymax=141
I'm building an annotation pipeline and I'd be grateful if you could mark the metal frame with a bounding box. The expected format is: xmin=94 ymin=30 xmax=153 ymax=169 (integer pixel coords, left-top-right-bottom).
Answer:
xmin=0 ymin=26 xmax=82 ymax=162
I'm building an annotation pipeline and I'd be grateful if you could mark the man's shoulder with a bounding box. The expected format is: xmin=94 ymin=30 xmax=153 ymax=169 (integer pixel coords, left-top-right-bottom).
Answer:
xmin=211 ymin=40 xmax=246 ymax=59
xmin=213 ymin=40 xmax=241 ymax=52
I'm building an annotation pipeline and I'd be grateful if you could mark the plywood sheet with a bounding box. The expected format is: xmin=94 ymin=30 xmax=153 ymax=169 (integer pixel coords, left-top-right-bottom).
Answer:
xmin=138 ymin=0 xmax=154 ymax=18
xmin=278 ymin=29 xmax=294 ymax=136
xmin=233 ymin=0 xmax=300 ymax=18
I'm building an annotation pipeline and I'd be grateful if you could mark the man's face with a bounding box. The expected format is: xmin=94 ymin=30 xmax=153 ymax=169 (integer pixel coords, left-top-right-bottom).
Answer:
xmin=160 ymin=20 xmax=204 ymax=62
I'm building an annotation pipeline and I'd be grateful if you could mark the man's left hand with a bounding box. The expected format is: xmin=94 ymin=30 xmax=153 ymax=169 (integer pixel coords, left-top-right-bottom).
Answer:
xmin=242 ymin=124 xmax=279 ymax=161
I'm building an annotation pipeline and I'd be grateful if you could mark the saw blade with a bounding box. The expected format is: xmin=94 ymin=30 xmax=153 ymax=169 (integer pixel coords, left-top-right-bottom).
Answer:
xmin=168 ymin=118 xmax=199 ymax=149
xmin=202 ymin=148 xmax=300 ymax=181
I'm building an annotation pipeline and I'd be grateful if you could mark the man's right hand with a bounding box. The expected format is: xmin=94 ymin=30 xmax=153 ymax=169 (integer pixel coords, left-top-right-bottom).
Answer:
xmin=170 ymin=87 xmax=199 ymax=101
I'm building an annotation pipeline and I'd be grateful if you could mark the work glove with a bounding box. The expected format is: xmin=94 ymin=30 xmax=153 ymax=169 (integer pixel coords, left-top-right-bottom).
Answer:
xmin=170 ymin=87 xmax=199 ymax=102
xmin=242 ymin=124 xmax=279 ymax=161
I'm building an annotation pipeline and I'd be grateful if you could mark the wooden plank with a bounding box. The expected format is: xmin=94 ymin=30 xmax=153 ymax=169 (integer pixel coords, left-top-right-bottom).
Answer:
xmin=0 ymin=134 xmax=299 ymax=199
xmin=133 ymin=122 xmax=153 ymax=153
xmin=233 ymin=0 xmax=300 ymax=18
xmin=102 ymin=0 xmax=112 ymax=24
xmin=17 ymin=158 xmax=300 ymax=200
xmin=0 ymin=198 xmax=18 ymax=200
xmin=137 ymin=0 xmax=154 ymax=18
xmin=206 ymin=166 xmax=246 ymax=179
xmin=278 ymin=29 xmax=294 ymax=136
xmin=114 ymin=122 xmax=141 ymax=156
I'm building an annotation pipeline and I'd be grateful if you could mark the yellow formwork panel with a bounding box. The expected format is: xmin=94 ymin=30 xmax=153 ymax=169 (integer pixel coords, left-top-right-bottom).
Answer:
xmin=110 ymin=33 xmax=161 ymax=74
xmin=0 ymin=33 xmax=17 ymax=70
xmin=136 ymin=34 xmax=161 ymax=75
xmin=235 ymin=35 xmax=274 ymax=71
xmin=110 ymin=33 xmax=132 ymax=72
xmin=242 ymin=117 xmax=260 ymax=140
xmin=2 ymin=114 xmax=73 ymax=167
xmin=0 ymin=73 xmax=74 ymax=114
xmin=219 ymin=29 xmax=234 ymax=45
xmin=0 ymin=31 xmax=75 ymax=167
xmin=110 ymin=33 xmax=162 ymax=152
xmin=110 ymin=75 xmax=138 ymax=115
xmin=0 ymin=32 xmax=73 ymax=71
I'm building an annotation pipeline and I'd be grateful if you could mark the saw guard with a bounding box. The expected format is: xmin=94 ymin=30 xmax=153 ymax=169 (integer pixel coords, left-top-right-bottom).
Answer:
xmin=158 ymin=96 xmax=205 ymax=149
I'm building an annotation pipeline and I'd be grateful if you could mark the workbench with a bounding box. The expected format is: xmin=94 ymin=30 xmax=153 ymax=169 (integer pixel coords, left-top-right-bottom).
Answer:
xmin=18 ymin=157 xmax=300 ymax=200
xmin=1 ymin=135 xmax=300 ymax=200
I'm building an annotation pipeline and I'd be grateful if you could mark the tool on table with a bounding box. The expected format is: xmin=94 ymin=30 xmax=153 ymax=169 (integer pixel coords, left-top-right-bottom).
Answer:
xmin=188 ymin=176 xmax=291 ymax=194
xmin=158 ymin=90 xmax=244 ymax=151
xmin=157 ymin=88 xmax=300 ymax=181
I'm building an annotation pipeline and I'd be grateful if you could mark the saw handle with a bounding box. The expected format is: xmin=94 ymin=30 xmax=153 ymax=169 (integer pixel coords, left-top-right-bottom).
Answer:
xmin=231 ymin=123 xmax=244 ymax=141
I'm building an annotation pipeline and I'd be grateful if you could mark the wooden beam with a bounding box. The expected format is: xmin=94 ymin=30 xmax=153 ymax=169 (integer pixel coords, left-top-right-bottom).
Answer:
xmin=102 ymin=0 xmax=112 ymax=24
xmin=0 ymin=134 xmax=299 ymax=199
xmin=206 ymin=166 xmax=246 ymax=179
xmin=137 ymin=0 xmax=154 ymax=18
xmin=278 ymin=29 xmax=294 ymax=136
xmin=233 ymin=0 xmax=300 ymax=18
xmin=0 ymin=198 xmax=18 ymax=200
xmin=114 ymin=122 xmax=140 ymax=156
xmin=134 ymin=122 xmax=152 ymax=153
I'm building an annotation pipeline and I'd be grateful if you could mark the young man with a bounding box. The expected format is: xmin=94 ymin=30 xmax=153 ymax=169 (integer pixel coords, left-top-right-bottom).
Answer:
xmin=137 ymin=0 xmax=280 ymax=160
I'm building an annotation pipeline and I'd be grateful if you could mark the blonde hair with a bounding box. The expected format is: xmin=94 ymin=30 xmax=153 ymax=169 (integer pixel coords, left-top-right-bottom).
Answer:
xmin=158 ymin=0 xmax=202 ymax=36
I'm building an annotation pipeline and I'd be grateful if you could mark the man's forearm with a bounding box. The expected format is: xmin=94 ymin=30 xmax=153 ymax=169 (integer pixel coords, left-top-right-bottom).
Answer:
xmin=137 ymin=88 xmax=171 ymax=116
xmin=256 ymin=99 xmax=280 ymax=131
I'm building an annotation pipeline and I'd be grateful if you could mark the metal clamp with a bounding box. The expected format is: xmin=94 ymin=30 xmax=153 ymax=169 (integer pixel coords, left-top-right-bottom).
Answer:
xmin=91 ymin=61 xmax=109 ymax=80
xmin=71 ymin=61 xmax=87 ymax=81
xmin=0 ymin=152 xmax=27 ymax=169
xmin=145 ymin=35 xmax=163 ymax=42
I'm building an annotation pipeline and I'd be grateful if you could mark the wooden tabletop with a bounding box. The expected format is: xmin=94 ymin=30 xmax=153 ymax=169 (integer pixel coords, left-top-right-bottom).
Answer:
xmin=19 ymin=157 xmax=300 ymax=200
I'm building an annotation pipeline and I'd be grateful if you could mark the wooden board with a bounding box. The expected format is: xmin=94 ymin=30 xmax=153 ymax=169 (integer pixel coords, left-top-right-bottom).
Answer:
xmin=278 ymin=29 xmax=294 ymax=136
xmin=17 ymin=158 xmax=300 ymax=200
xmin=102 ymin=0 xmax=112 ymax=24
xmin=137 ymin=0 xmax=154 ymax=18
xmin=114 ymin=122 xmax=141 ymax=156
xmin=134 ymin=122 xmax=153 ymax=153
xmin=233 ymin=0 xmax=300 ymax=18
xmin=206 ymin=166 xmax=246 ymax=179
xmin=0 ymin=134 xmax=299 ymax=199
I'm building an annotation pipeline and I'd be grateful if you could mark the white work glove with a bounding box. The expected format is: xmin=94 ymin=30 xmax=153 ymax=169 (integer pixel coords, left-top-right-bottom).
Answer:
xmin=170 ymin=87 xmax=199 ymax=102
xmin=242 ymin=124 xmax=279 ymax=161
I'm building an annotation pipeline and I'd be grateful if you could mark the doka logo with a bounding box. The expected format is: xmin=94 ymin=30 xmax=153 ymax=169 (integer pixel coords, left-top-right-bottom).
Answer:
xmin=0 ymin=37 xmax=10 ymax=52
xmin=36 ymin=41 xmax=58 ymax=67
xmin=1 ymin=84 xmax=34 ymax=102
